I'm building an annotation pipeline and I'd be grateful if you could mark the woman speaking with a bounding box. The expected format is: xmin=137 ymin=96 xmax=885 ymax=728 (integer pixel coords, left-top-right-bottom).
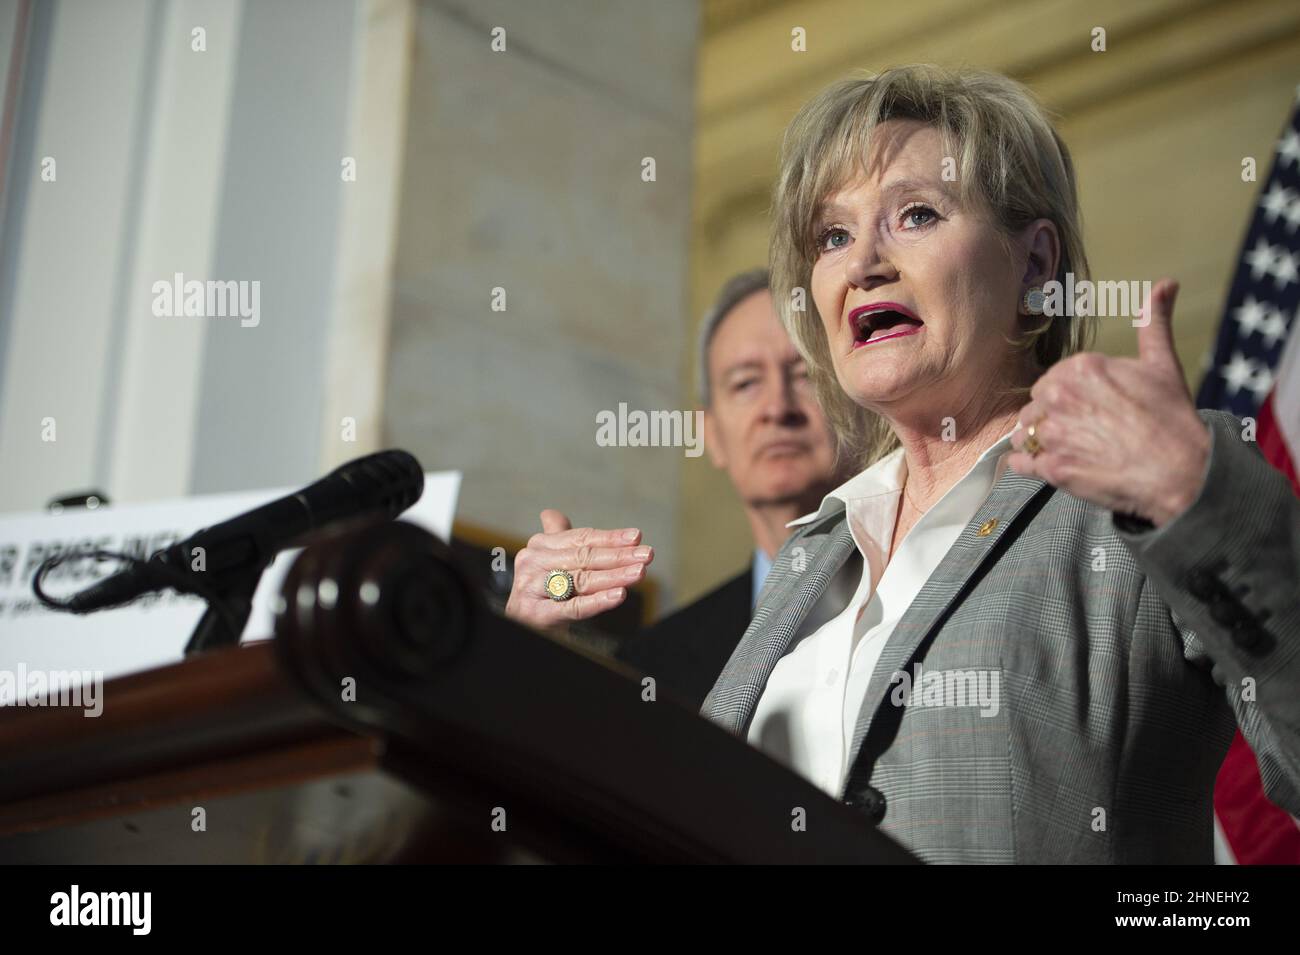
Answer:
xmin=505 ymin=65 xmax=1300 ymax=864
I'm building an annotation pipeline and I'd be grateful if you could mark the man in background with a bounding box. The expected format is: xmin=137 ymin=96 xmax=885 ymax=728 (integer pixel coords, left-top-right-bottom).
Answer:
xmin=615 ymin=268 xmax=846 ymax=708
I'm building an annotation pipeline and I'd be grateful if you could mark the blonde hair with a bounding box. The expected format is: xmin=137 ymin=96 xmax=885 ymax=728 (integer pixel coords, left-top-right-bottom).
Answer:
xmin=770 ymin=64 xmax=1095 ymax=471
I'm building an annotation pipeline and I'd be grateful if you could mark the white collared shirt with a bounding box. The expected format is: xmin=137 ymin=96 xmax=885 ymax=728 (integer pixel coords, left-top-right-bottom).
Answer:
xmin=746 ymin=429 xmax=1017 ymax=798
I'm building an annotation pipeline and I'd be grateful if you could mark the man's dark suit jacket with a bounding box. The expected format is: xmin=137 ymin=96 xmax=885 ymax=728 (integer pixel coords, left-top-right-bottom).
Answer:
xmin=615 ymin=567 xmax=752 ymax=711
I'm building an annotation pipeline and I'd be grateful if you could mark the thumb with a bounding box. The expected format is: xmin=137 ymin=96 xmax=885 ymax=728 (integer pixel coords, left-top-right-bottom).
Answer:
xmin=1137 ymin=279 xmax=1184 ymax=377
xmin=539 ymin=509 xmax=572 ymax=535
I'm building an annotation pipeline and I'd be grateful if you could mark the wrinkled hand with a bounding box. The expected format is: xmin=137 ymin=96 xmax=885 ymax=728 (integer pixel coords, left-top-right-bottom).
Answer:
xmin=1007 ymin=279 xmax=1211 ymax=527
xmin=503 ymin=509 xmax=654 ymax=631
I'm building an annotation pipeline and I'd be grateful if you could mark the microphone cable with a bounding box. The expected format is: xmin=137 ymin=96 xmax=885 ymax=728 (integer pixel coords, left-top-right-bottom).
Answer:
xmin=31 ymin=547 xmax=245 ymax=640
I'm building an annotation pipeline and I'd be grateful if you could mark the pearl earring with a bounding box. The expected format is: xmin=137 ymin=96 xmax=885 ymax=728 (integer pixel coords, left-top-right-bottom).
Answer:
xmin=1021 ymin=286 xmax=1046 ymax=316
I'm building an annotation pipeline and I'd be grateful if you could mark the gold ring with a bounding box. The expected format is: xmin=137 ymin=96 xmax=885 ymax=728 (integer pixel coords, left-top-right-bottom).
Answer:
xmin=1024 ymin=422 xmax=1044 ymax=457
xmin=545 ymin=570 xmax=576 ymax=601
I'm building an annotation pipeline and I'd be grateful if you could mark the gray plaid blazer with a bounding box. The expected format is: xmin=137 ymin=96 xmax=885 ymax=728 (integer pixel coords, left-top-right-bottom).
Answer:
xmin=701 ymin=409 xmax=1300 ymax=863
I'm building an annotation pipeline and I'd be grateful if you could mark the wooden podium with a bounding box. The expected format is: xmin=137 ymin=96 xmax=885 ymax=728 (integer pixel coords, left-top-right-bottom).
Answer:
xmin=0 ymin=522 xmax=917 ymax=864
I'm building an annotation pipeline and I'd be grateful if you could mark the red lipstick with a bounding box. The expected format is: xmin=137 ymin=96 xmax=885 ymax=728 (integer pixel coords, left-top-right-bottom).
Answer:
xmin=848 ymin=302 xmax=924 ymax=348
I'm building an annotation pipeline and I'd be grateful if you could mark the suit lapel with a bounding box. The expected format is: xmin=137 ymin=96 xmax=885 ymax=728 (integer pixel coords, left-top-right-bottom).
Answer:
xmin=702 ymin=467 xmax=1053 ymax=746
xmin=701 ymin=501 xmax=858 ymax=736
xmin=843 ymin=468 xmax=1052 ymax=765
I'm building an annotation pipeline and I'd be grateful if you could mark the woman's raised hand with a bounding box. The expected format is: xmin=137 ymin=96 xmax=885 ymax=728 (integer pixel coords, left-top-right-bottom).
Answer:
xmin=1007 ymin=279 xmax=1212 ymax=527
xmin=503 ymin=509 xmax=654 ymax=630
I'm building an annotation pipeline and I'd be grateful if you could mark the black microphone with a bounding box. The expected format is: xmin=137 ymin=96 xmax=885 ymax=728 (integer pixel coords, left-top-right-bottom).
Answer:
xmin=62 ymin=449 xmax=425 ymax=612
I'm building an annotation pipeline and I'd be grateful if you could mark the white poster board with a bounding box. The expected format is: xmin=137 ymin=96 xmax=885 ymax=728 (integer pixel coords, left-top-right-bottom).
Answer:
xmin=0 ymin=472 xmax=460 ymax=688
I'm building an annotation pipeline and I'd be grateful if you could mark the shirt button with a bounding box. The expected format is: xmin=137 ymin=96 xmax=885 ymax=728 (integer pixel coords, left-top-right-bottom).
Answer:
xmin=825 ymin=668 xmax=839 ymax=686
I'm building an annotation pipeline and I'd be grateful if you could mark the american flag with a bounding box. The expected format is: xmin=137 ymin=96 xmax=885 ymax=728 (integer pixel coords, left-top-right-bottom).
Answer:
xmin=1195 ymin=87 xmax=1300 ymax=865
